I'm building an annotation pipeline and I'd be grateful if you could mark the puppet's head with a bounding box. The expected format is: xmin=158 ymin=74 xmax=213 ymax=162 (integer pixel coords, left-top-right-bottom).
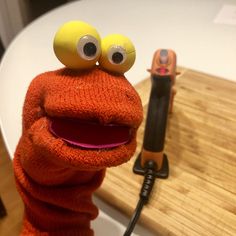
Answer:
xmin=33 ymin=21 xmax=143 ymax=170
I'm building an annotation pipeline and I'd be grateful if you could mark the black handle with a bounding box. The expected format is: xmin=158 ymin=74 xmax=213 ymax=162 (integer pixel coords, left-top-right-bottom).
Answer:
xmin=143 ymin=75 xmax=171 ymax=152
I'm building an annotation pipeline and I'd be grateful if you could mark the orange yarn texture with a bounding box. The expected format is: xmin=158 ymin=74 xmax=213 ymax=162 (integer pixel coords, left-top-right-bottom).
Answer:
xmin=14 ymin=67 xmax=143 ymax=235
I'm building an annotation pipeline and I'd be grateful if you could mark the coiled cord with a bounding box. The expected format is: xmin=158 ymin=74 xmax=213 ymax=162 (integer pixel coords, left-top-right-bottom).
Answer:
xmin=123 ymin=160 xmax=157 ymax=236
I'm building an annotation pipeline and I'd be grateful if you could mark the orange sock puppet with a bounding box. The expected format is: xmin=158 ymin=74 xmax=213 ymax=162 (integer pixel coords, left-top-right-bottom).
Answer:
xmin=14 ymin=21 xmax=143 ymax=235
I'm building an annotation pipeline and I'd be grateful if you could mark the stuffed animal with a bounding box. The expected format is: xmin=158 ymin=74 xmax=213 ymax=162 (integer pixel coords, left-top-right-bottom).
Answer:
xmin=13 ymin=21 xmax=143 ymax=235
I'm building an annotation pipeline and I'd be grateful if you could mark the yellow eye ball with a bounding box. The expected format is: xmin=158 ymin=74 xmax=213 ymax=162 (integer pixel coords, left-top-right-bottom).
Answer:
xmin=99 ymin=34 xmax=136 ymax=74
xmin=53 ymin=21 xmax=101 ymax=69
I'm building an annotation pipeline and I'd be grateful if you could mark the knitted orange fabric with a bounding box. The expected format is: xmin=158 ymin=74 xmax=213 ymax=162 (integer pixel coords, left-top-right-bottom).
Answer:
xmin=14 ymin=66 xmax=143 ymax=235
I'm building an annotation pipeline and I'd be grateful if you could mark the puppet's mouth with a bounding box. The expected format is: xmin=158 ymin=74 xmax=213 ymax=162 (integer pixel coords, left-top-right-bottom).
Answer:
xmin=49 ymin=117 xmax=132 ymax=149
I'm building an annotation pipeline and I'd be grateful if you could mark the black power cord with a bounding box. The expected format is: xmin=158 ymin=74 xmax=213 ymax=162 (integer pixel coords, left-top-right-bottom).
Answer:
xmin=123 ymin=160 xmax=157 ymax=236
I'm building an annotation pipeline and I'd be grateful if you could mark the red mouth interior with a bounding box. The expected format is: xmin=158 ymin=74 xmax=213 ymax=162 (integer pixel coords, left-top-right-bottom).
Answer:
xmin=49 ymin=118 xmax=131 ymax=149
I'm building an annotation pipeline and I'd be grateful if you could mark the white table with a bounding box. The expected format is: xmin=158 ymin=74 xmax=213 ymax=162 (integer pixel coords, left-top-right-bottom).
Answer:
xmin=0 ymin=0 xmax=235 ymax=235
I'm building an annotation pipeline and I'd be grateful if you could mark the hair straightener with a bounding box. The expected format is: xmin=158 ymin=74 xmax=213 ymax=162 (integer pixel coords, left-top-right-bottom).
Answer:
xmin=124 ymin=49 xmax=177 ymax=236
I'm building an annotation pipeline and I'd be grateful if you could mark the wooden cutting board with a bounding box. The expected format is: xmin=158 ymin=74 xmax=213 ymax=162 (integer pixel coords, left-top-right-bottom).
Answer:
xmin=96 ymin=68 xmax=236 ymax=236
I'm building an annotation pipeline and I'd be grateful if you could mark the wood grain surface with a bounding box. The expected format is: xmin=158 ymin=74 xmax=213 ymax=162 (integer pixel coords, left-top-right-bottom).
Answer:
xmin=96 ymin=68 xmax=236 ymax=236
xmin=0 ymin=131 xmax=23 ymax=236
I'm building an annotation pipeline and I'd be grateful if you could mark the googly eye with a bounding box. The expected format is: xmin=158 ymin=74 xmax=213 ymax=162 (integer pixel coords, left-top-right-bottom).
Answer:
xmin=108 ymin=46 xmax=127 ymax=65
xmin=77 ymin=35 xmax=100 ymax=60
xmin=99 ymin=34 xmax=136 ymax=74
xmin=53 ymin=21 xmax=101 ymax=69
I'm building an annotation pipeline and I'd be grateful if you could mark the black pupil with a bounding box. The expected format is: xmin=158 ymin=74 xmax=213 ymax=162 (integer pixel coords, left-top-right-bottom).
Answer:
xmin=112 ymin=52 xmax=123 ymax=64
xmin=83 ymin=42 xmax=97 ymax=57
